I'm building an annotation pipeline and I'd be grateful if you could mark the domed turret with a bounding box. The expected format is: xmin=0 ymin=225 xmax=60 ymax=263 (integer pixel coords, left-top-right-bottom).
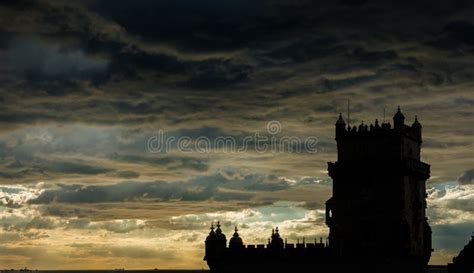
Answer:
xmin=412 ymin=115 xmax=421 ymax=128
xmin=336 ymin=113 xmax=345 ymax=125
xmin=268 ymin=227 xmax=284 ymax=249
xmin=204 ymin=223 xmax=217 ymax=261
xmin=229 ymin=226 xmax=244 ymax=249
xmin=204 ymin=222 xmax=227 ymax=262
xmin=393 ymin=106 xmax=405 ymax=130
xmin=411 ymin=115 xmax=422 ymax=143
xmin=215 ymin=221 xmax=227 ymax=241
xmin=335 ymin=113 xmax=346 ymax=140
xmin=206 ymin=223 xmax=216 ymax=241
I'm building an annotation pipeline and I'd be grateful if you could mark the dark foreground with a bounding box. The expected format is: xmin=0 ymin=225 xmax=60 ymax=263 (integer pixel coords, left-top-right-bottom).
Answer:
xmin=1 ymin=267 xmax=448 ymax=273
xmin=0 ymin=269 xmax=209 ymax=273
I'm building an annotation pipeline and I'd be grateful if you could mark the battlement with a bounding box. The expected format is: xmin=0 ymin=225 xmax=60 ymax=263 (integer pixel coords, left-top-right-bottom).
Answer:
xmin=205 ymin=224 xmax=329 ymax=255
xmin=205 ymin=225 xmax=331 ymax=272
xmin=335 ymin=107 xmax=423 ymax=161
xmin=238 ymin=241 xmax=327 ymax=251
xmin=337 ymin=121 xmax=421 ymax=142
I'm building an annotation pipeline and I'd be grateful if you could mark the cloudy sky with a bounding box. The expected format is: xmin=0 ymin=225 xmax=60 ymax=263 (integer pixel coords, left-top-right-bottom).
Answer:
xmin=0 ymin=0 xmax=473 ymax=269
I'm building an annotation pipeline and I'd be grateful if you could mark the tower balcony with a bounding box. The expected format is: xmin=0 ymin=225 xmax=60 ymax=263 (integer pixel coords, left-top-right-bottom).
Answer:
xmin=328 ymin=158 xmax=430 ymax=180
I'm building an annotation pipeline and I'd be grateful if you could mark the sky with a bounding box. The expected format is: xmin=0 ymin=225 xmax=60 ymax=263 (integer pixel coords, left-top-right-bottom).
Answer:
xmin=0 ymin=0 xmax=473 ymax=269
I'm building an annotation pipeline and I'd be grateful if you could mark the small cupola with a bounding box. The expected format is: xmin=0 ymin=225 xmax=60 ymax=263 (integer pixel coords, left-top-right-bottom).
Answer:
xmin=393 ymin=106 xmax=405 ymax=130
xmin=215 ymin=221 xmax=226 ymax=241
xmin=412 ymin=115 xmax=421 ymax=128
xmin=229 ymin=226 xmax=243 ymax=248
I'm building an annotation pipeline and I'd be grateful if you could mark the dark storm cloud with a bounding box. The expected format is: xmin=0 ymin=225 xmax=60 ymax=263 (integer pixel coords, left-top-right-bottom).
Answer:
xmin=188 ymin=172 xmax=289 ymax=192
xmin=431 ymin=21 xmax=474 ymax=50
xmin=4 ymin=37 xmax=108 ymax=80
xmin=110 ymin=154 xmax=209 ymax=172
xmin=0 ymin=0 xmax=472 ymax=129
xmin=115 ymin=170 xmax=140 ymax=179
xmin=0 ymin=157 xmax=112 ymax=180
xmin=458 ymin=169 xmax=474 ymax=185
xmin=28 ymin=171 xmax=294 ymax=204
xmin=41 ymin=160 xmax=112 ymax=175
xmin=184 ymin=59 xmax=252 ymax=89
xmin=0 ymin=0 xmax=256 ymax=92
xmin=30 ymin=181 xmax=185 ymax=203
xmin=83 ymin=0 xmax=472 ymax=55
xmin=265 ymin=37 xmax=344 ymax=64
xmin=84 ymin=0 xmax=259 ymax=52
xmin=299 ymin=201 xmax=324 ymax=210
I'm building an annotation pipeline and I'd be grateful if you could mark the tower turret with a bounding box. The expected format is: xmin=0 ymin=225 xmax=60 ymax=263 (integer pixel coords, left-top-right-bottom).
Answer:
xmin=268 ymin=227 xmax=284 ymax=249
xmin=204 ymin=221 xmax=227 ymax=270
xmin=204 ymin=223 xmax=218 ymax=261
xmin=393 ymin=106 xmax=405 ymax=130
xmin=215 ymin=221 xmax=227 ymax=246
xmin=206 ymin=223 xmax=216 ymax=241
xmin=229 ymin=226 xmax=244 ymax=249
xmin=412 ymin=115 xmax=422 ymax=143
xmin=335 ymin=113 xmax=346 ymax=140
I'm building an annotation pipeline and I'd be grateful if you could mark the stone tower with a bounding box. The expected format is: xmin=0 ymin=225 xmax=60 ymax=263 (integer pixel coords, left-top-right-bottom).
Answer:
xmin=325 ymin=107 xmax=432 ymax=272
xmin=204 ymin=222 xmax=227 ymax=271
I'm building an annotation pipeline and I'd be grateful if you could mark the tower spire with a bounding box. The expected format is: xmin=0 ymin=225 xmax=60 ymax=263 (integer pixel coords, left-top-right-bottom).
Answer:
xmin=336 ymin=112 xmax=346 ymax=140
xmin=412 ymin=115 xmax=421 ymax=128
xmin=229 ymin=225 xmax=242 ymax=248
xmin=393 ymin=105 xmax=405 ymax=130
xmin=337 ymin=113 xmax=345 ymax=125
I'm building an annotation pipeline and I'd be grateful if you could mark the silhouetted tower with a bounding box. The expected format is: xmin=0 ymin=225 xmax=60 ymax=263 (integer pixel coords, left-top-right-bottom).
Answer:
xmin=229 ymin=226 xmax=244 ymax=249
xmin=204 ymin=222 xmax=227 ymax=268
xmin=326 ymin=107 xmax=432 ymax=271
xmin=268 ymin=227 xmax=284 ymax=250
xmin=204 ymin=223 xmax=217 ymax=261
xmin=215 ymin=221 xmax=227 ymax=249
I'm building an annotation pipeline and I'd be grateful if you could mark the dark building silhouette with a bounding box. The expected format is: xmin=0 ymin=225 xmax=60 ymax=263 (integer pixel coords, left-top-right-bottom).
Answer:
xmin=326 ymin=107 xmax=432 ymax=272
xmin=204 ymin=108 xmax=432 ymax=273
xmin=448 ymin=234 xmax=474 ymax=273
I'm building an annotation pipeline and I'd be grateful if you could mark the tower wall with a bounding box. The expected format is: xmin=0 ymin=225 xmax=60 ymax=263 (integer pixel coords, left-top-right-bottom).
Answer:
xmin=326 ymin=109 xmax=431 ymax=268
